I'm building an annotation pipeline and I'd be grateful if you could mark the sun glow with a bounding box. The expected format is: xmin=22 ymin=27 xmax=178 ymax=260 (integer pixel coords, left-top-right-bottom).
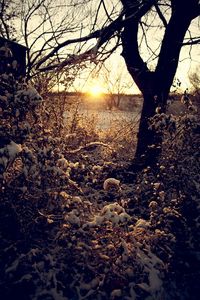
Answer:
xmin=89 ymin=84 xmax=103 ymax=97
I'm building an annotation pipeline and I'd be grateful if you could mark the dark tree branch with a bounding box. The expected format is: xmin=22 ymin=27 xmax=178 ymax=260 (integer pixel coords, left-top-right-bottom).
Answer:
xmin=182 ymin=37 xmax=200 ymax=45
xmin=121 ymin=0 xmax=155 ymax=93
xmin=155 ymin=5 xmax=199 ymax=95
xmin=0 ymin=0 xmax=10 ymax=38
xmin=154 ymin=0 xmax=168 ymax=27
xmin=36 ymin=12 xmax=124 ymax=71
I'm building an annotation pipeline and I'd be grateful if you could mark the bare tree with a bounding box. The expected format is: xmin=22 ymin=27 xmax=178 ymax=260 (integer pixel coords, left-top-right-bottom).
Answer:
xmin=25 ymin=0 xmax=199 ymax=166
xmin=101 ymin=65 xmax=133 ymax=110
xmin=0 ymin=0 xmax=19 ymax=39
xmin=120 ymin=0 xmax=200 ymax=165
xmin=1 ymin=0 xmax=199 ymax=166
xmin=17 ymin=0 xmax=92 ymax=78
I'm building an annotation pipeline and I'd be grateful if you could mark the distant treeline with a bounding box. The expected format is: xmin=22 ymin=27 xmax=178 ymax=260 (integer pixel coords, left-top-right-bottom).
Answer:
xmin=47 ymin=91 xmax=143 ymax=111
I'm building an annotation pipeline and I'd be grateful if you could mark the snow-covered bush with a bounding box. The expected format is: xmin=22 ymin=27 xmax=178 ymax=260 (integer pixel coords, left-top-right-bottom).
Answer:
xmin=84 ymin=202 xmax=131 ymax=227
xmin=0 ymin=57 xmax=42 ymax=184
xmin=1 ymin=44 xmax=200 ymax=300
xmin=103 ymin=177 xmax=121 ymax=193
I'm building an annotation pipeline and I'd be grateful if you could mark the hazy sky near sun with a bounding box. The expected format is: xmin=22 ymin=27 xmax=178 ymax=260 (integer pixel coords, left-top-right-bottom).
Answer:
xmin=14 ymin=0 xmax=199 ymax=94
xmin=74 ymin=41 xmax=199 ymax=95
xmin=73 ymin=5 xmax=200 ymax=95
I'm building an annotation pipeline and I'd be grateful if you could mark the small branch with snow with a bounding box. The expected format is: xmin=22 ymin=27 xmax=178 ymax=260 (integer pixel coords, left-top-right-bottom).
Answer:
xmin=65 ymin=142 xmax=113 ymax=154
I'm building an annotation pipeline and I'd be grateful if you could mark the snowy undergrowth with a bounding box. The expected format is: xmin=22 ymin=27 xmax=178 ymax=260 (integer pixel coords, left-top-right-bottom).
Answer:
xmin=1 ymin=51 xmax=200 ymax=299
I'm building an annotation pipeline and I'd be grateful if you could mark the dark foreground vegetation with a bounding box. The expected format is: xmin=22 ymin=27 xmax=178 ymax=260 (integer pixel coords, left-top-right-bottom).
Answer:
xmin=1 ymin=66 xmax=200 ymax=300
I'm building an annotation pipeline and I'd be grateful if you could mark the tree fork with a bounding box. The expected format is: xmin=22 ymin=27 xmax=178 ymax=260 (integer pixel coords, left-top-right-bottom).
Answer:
xmin=121 ymin=0 xmax=199 ymax=168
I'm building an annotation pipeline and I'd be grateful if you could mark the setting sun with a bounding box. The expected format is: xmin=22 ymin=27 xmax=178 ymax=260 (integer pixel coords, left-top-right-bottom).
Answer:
xmin=89 ymin=84 xmax=103 ymax=97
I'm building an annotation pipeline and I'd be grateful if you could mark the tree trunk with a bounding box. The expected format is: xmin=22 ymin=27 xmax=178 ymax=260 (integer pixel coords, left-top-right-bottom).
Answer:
xmin=134 ymin=93 xmax=161 ymax=165
xmin=120 ymin=0 xmax=196 ymax=167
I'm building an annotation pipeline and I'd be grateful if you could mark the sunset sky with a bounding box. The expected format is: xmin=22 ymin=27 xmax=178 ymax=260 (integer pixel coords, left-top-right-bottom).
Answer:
xmin=74 ymin=42 xmax=199 ymax=95
xmin=14 ymin=0 xmax=199 ymax=95
xmin=72 ymin=10 xmax=200 ymax=95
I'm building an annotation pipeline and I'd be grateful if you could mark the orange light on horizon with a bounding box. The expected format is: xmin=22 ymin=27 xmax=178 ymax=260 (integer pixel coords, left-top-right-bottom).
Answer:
xmin=88 ymin=84 xmax=104 ymax=98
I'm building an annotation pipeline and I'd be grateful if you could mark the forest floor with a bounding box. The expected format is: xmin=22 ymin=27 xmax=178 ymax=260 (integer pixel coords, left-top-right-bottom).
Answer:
xmin=0 ymin=107 xmax=200 ymax=300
